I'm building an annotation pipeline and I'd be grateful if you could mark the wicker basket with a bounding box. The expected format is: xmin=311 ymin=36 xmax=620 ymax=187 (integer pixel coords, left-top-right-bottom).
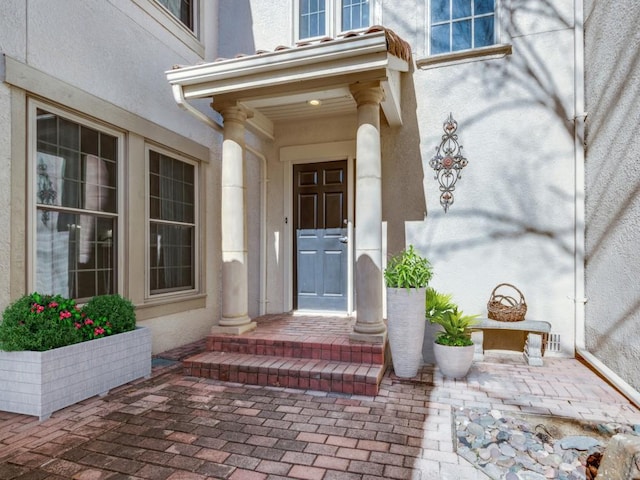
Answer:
xmin=487 ymin=283 xmax=527 ymax=322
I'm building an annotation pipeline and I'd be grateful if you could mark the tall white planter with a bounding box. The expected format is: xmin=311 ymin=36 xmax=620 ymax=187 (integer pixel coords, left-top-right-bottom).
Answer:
xmin=386 ymin=287 xmax=426 ymax=378
xmin=0 ymin=327 xmax=151 ymax=420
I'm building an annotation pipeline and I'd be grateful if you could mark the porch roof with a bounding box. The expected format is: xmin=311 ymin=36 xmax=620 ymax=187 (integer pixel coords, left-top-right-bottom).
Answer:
xmin=166 ymin=26 xmax=412 ymax=136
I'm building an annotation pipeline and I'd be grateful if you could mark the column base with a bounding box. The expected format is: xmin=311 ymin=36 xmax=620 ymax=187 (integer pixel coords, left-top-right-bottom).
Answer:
xmin=349 ymin=331 xmax=387 ymax=344
xmin=211 ymin=321 xmax=257 ymax=336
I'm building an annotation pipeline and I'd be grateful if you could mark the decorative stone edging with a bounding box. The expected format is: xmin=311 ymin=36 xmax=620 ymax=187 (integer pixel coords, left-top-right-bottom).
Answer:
xmin=454 ymin=406 xmax=640 ymax=480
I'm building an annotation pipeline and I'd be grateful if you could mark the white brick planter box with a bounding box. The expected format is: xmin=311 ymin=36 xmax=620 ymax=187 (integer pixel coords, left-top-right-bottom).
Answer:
xmin=0 ymin=326 xmax=151 ymax=420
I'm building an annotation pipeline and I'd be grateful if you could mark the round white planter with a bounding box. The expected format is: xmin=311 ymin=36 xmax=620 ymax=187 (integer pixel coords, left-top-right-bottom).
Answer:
xmin=433 ymin=342 xmax=475 ymax=379
xmin=387 ymin=287 xmax=426 ymax=378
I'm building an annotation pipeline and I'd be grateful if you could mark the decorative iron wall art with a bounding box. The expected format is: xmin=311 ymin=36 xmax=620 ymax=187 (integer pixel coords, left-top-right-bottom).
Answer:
xmin=429 ymin=113 xmax=469 ymax=213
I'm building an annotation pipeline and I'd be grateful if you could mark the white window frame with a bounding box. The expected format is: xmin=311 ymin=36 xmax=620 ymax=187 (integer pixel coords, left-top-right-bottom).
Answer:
xmin=131 ymin=0 xmax=204 ymax=57
xmin=145 ymin=144 xmax=200 ymax=300
xmin=294 ymin=0 xmax=380 ymax=42
xmin=427 ymin=0 xmax=500 ymax=56
xmin=27 ymin=98 xmax=125 ymax=299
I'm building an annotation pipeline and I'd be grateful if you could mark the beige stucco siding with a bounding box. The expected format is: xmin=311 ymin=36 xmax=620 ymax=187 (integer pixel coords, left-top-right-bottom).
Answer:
xmin=0 ymin=0 xmax=228 ymax=353
xmin=584 ymin=0 xmax=640 ymax=391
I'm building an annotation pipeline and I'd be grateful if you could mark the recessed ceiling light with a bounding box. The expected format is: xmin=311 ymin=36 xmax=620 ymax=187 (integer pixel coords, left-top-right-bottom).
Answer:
xmin=308 ymin=99 xmax=321 ymax=106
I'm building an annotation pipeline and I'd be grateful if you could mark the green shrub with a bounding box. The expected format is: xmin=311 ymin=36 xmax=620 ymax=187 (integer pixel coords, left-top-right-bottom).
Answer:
xmin=81 ymin=294 xmax=136 ymax=339
xmin=0 ymin=292 xmax=137 ymax=351
xmin=384 ymin=245 xmax=433 ymax=289
xmin=0 ymin=293 xmax=83 ymax=351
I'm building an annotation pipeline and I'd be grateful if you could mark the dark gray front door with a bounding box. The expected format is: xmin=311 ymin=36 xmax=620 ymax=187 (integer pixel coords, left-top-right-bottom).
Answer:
xmin=294 ymin=161 xmax=348 ymax=311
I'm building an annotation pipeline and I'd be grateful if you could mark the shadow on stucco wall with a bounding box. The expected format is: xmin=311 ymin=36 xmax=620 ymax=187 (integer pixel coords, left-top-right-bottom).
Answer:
xmin=382 ymin=62 xmax=426 ymax=257
xmin=419 ymin=0 xmax=579 ymax=278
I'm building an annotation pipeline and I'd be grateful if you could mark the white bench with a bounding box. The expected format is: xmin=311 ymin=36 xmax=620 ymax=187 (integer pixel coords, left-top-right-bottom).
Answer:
xmin=471 ymin=318 xmax=551 ymax=366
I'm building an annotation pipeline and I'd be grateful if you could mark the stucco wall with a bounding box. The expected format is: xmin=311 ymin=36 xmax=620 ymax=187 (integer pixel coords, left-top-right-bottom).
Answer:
xmin=0 ymin=0 xmax=228 ymax=353
xmin=409 ymin=21 xmax=577 ymax=355
xmin=584 ymin=0 xmax=640 ymax=390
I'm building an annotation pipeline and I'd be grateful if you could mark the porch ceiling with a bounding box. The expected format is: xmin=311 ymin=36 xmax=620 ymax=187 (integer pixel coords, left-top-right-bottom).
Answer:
xmin=166 ymin=27 xmax=412 ymax=136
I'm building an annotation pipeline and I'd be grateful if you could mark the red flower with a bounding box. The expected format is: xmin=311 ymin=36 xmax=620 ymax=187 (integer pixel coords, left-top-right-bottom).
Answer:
xmin=59 ymin=310 xmax=72 ymax=320
xmin=74 ymin=322 xmax=82 ymax=329
xmin=48 ymin=302 xmax=58 ymax=308
xmin=36 ymin=305 xmax=45 ymax=313
xmin=94 ymin=327 xmax=105 ymax=336
xmin=84 ymin=318 xmax=94 ymax=326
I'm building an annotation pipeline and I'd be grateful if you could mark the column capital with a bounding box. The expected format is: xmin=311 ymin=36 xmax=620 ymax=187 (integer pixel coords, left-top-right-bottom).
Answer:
xmin=349 ymin=82 xmax=385 ymax=107
xmin=213 ymin=102 xmax=253 ymax=124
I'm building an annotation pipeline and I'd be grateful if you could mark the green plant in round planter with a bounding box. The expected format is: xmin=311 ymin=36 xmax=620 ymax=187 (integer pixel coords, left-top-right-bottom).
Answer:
xmin=429 ymin=297 xmax=479 ymax=379
xmin=423 ymin=287 xmax=456 ymax=364
xmin=385 ymin=245 xmax=433 ymax=378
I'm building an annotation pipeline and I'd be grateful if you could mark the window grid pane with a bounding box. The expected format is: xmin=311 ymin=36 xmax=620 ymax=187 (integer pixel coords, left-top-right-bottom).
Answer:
xmin=35 ymin=109 xmax=118 ymax=301
xmin=430 ymin=0 xmax=495 ymax=54
xmin=300 ymin=0 xmax=326 ymax=39
xmin=342 ymin=0 xmax=370 ymax=31
xmin=149 ymin=150 xmax=196 ymax=294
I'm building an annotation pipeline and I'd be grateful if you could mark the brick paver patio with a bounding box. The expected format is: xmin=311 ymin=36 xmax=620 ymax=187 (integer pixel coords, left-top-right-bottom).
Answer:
xmin=0 ymin=344 xmax=638 ymax=480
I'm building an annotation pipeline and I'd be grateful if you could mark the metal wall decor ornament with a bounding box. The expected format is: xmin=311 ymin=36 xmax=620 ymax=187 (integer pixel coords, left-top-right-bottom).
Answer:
xmin=429 ymin=113 xmax=469 ymax=213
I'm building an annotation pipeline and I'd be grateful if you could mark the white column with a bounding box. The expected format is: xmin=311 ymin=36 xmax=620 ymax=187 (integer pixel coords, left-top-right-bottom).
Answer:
xmin=349 ymin=83 xmax=387 ymax=344
xmin=212 ymin=105 xmax=256 ymax=335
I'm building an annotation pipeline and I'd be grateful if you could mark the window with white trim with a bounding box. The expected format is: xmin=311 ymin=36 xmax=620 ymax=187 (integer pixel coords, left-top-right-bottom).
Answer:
xmin=430 ymin=0 xmax=495 ymax=55
xmin=148 ymin=149 xmax=197 ymax=295
xmin=156 ymin=0 xmax=194 ymax=31
xmin=296 ymin=0 xmax=377 ymax=41
xmin=34 ymin=106 xmax=120 ymax=301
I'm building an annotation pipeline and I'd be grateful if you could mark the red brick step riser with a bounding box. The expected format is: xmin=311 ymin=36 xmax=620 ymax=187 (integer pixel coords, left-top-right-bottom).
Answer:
xmin=206 ymin=335 xmax=385 ymax=365
xmin=184 ymin=353 xmax=384 ymax=396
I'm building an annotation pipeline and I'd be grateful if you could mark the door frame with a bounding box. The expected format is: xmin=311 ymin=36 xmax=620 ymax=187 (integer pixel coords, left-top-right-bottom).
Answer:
xmin=281 ymin=141 xmax=356 ymax=314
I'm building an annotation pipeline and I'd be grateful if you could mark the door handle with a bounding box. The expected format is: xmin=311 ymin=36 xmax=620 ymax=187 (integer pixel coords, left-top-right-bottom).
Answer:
xmin=339 ymin=236 xmax=348 ymax=244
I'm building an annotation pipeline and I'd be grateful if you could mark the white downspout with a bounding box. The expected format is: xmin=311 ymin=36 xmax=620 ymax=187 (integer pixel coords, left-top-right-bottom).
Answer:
xmin=171 ymin=85 xmax=222 ymax=132
xmin=171 ymin=84 xmax=270 ymax=317
xmin=572 ymin=0 xmax=640 ymax=408
xmin=573 ymin=0 xmax=586 ymax=355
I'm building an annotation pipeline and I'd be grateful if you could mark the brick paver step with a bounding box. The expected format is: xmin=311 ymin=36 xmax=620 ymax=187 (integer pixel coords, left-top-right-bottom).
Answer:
xmin=206 ymin=334 xmax=385 ymax=365
xmin=183 ymin=352 xmax=386 ymax=396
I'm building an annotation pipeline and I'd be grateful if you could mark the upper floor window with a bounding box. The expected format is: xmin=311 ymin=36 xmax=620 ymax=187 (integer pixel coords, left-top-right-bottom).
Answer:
xmin=297 ymin=0 xmax=375 ymax=41
xmin=342 ymin=0 xmax=370 ymax=31
xmin=34 ymin=107 xmax=120 ymax=301
xmin=148 ymin=149 xmax=197 ymax=295
xmin=430 ymin=0 xmax=495 ymax=55
xmin=156 ymin=0 xmax=194 ymax=31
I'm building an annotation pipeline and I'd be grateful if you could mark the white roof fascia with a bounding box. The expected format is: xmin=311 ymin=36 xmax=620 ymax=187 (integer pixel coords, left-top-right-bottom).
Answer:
xmin=183 ymin=55 xmax=390 ymax=99
xmin=166 ymin=31 xmax=407 ymax=100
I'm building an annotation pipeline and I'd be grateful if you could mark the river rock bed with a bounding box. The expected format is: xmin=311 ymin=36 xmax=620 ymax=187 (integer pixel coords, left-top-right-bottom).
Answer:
xmin=454 ymin=407 xmax=640 ymax=480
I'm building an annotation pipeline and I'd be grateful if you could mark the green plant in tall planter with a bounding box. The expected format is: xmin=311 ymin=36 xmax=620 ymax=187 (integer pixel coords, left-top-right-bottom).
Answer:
xmin=385 ymin=245 xmax=433 ymax=378
xmin=384 ymin=245 xmax=433 ymax=289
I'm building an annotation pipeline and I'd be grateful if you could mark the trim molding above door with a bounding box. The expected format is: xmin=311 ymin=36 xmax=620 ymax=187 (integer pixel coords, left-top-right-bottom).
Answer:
xmin=281 ymin=141 xmax=356 ymax=314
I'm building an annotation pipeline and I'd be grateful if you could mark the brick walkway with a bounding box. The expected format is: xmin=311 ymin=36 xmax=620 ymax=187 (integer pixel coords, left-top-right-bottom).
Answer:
xmin=0 ymin=346 xmax=638 ymax=480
